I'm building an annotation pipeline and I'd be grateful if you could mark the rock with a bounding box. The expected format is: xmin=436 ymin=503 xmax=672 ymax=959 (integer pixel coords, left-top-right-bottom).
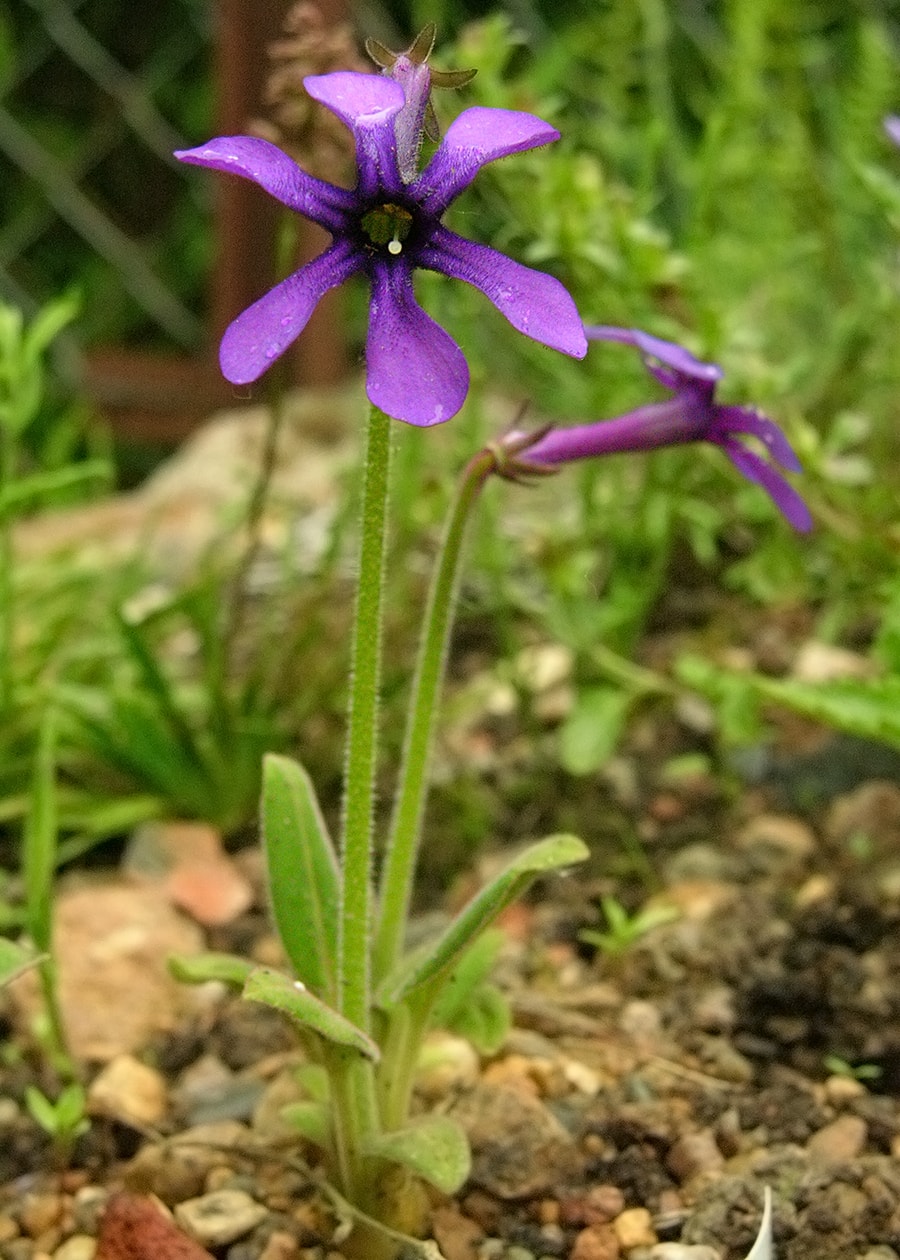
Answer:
xmin=255 ymin=1231 xmax=298 ymax=1260
xmin=53 ymin=1237 xmax=96 ymax=1260
xmin=175 ymin=1191 xmax=268 ymax=1248
xmin=583 ymin=1187 xmax=626 ymax=1226
xmin=96 ymin=1195 xmax=215 ymax=1260
xmin=665 ymin=1131 xmax=725 ymax=1183
xmin=18 ymin=1196 xmax=65 ymax=1240
xmin=124 ymin=1122 xmax=253 ymax=1204
xmin=734 ymin=814 xmax=816 ymax=867
xmin=613 ymin=1209 xmax=657 ymax=1251
xmin=451 ymin=1083 xmax=581 ymax=1199
xmin=570 ymin=1225 xmax=620 ymax=1260
xmin=71 ymin=1189 xmax=109 ymax=1237
xmin=416 ymin=1032 xmax=481 ymax=1101
xmin=0 ymin=1216 xmax=20 ymax=1244
xmin=807 ymin=1114 xmax=867 ymax=1163
xmin=649 ymin=1246 xmax=720 ymax=1260
xmin=88 ymin=1055 xmax=168 ymax=1128
xmin=823 ymin=1074 xmax=867 ymax=1105
xmin=125 ymin=822 xmax=254 ymax=928
xmin=792 ymin=641 xmax=872 ymax=682
xmin=825 ymin=782 xmax=900 ymax=862
xmin=430 ymin=1205 xmax=484 ymax=1260
xmin=7 ymin=883 xmax=204 ymax=1061
xmin=251 ymin=1069 xmax=307 ymax=1142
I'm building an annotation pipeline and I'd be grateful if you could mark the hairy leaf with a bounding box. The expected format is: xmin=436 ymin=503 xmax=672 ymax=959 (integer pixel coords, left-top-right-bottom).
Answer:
xmin=261 ymin=755 xmax=339 ymax=997
xmin=243 ymin=966 xmax=379 ymax=1061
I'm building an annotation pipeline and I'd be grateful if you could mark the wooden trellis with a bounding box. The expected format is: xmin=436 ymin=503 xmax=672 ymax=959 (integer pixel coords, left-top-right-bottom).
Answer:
xmin=0 ymin=0 xmax=350 ymax=441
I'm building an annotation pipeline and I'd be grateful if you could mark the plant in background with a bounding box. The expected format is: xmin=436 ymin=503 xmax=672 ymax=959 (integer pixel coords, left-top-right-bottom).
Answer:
xmin=0 ymin=295 xmax=110 ymax=715
xmin=823 ymin=1054 xmax=883 ymax=1084
xmin=23 ymin=1082 xmax=90 ymax=1167
xmin=579 ymin=894 xmax=679 ymax=958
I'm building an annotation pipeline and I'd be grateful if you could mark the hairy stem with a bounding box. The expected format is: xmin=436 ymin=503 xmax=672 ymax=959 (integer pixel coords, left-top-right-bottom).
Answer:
xmin=339 ymin=403 xmax=392 ymax=1029
xmin=373 ymin=449 xmax=495 ymax=982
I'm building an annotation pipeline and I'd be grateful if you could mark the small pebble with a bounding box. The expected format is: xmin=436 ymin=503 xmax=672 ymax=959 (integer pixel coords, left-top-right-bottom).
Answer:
xmin=823 ymin=1074 xmax=866 ymax=1104
xmin=807 ymin=1114 xmax=867 ymax=1163
xmin=0 ymin=1214 xmax=21 ymax=1244
xmin=665 ymin=1130 xmax=724 ymax=1182
xmin=570 ymin=1225 xmax=620 ymax=1260
xmin=650 ymin=1245 xmax=720 ymax=1260
xmin=585 ymin=1187 xmax=626 ymax=1227
xmin=72 ymin=1189 xmax=109 ymax=1236
xmin=53 ymin=1236 xmax=96 ymax=1260
xmin=613 ymin=1209 xmax=657 ymax=1252
xmin=18 ymin=1196 xmax=65 ymax=1241
xmin=175 ymin=1190 xmax=268 ymax=1247
xmin=0 ymin=1098 xmax=21 ymax=1126
xmin=88 ymin=1055 xmax=168 ymax=1128
xmin=4 ymin=1242 xmax=36 ymax=1260
xmin=415 ymin=1032 xmax=481 ymax=1101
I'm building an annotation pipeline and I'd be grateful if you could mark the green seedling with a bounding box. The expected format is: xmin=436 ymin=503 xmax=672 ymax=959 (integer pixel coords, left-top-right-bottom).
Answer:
xmin=24 ymin=1083 xmax=90 ymax=1164
xmin=580 ymin=894 xmax=680 ymax=957
xmin=823 ymin=1054 xmax=883 ymax=1083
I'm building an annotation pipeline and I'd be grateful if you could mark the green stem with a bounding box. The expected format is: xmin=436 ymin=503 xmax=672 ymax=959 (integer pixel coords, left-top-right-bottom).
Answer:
xmin=373 ymin=449 xmax=495 ymax=983
xmin=339 ymin=403 xmax=392 ymax=1030
xmin=0 ymin=428 xmax=12 ymax=714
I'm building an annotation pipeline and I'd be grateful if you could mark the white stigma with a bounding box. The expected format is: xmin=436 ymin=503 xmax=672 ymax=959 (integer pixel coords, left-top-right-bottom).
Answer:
xmin=388 ymin=237 xmax=403 ymax=255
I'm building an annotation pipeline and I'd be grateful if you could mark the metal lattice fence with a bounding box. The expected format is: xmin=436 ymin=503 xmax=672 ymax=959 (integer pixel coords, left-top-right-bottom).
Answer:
xmin=0 ymin=0 xmax=211 ymax=353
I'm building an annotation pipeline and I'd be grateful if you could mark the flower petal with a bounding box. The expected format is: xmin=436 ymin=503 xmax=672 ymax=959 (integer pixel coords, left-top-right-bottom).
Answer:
xmin=411 ymin=107 xmax=559 ymax=215
xmin=721 ymin=439 xmax=813 ymax=532
xmin=175 ymin=135 xmax=354 ymax=231
xmin=365 ymin=259 xmax=468 ymax=425
xmin=420 ymin=226 xmax=587 ymax=357
xmin=885 ymin=116 xmax=900 ymax=147
xmin=304 ymin=71 xmax=405 ymax=198
xmin=220 ymin=240 xmax=362 ymax=384
xmin=586 ymin=325 xmax=722 ymax=391
xmin=713 ymin=405 xmax=803 ymax=472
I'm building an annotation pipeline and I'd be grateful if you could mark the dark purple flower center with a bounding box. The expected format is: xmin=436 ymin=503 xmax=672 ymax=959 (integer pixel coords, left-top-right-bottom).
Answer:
xmin=360 ymin=202 xmax=415 ymax=256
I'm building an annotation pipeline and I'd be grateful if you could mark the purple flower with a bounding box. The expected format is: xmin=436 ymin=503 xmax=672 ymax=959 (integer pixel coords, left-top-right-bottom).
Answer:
xmin=513 ymin=326 xmax=811 ymax=531
xmin=175 ymin=71 xmax=586 ymax=426
xmin=885 ymin=116 xmax=900 ymax=147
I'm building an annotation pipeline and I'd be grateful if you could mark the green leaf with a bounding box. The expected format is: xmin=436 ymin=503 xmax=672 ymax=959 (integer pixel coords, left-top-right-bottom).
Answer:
xmin=445 ymin=982 xmax=511 ymax=1055
xmin=243 ymin=966 xmax=379 ymax=1061
xmin=362 ymin=1116 xmax=471 ymax=1195
xmin=0 ymin=937 xmax=41 ymax=987
xmin=55 ymin=1083 xmax=87 ymax=1130
xmin=380 ymin=834 xmax=588 ymax=1008
xmin=559 ymin=684 xmax=633 ymax=774
xmin=280 ymin=1100 xmax=332 ymax=1150
xmin=677 ymin=655 xmax=900 ymax=750
xmin=168 ymin=952 xmax=255 ymax=987
xmin=261 ymin=755 xmax=339 ymax=997
xmin=24 ymin=1086 xmax=59 ymax=1135
xmin=0 ymin=460 xmax=110 ymax=522
xmin=23 ymin=709 xmax=58 ymax=953
xmin=430 ymin=929 xmax=504 ymax=1027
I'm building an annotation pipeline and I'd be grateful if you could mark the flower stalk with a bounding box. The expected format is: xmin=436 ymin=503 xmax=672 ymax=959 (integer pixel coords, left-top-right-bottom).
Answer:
xmin=374 ymin=446 xmax=496 ymax=982
xmin=339 ymin=402 xmax=392 ymax=1031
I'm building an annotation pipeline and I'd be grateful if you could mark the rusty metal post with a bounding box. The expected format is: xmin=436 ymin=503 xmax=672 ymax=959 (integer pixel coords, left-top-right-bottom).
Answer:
xmin=212 ymin=0 xmax=351 ymax=387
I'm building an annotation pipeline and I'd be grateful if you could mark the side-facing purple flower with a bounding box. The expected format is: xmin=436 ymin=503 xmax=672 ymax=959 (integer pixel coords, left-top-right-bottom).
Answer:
xmin=175 ymin=72 xmax=586 ymax=426
xmin=509 ymin=326 xmax=811 ymax=531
